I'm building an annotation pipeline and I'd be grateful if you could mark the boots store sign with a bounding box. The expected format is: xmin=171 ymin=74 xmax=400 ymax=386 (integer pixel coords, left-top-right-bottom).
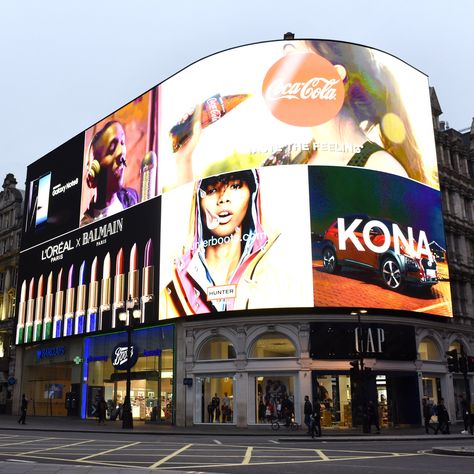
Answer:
xmin=111 ymin=343 xmax=139 ymax=370
xmin=309 ymin=323 xmax=417 ymax=361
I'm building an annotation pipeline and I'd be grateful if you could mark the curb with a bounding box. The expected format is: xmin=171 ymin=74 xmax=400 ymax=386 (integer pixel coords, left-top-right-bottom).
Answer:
xmin=432 ymin=447 xmax=474 ymax=456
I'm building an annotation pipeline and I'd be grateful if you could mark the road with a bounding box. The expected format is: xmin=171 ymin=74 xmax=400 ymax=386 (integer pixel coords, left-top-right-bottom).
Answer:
xmin=0 ymin=430 xmax=473 ymax=473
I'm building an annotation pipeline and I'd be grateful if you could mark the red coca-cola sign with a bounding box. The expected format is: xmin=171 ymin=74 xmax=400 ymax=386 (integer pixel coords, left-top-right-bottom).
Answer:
xmin=262 ymin=52 xmax=345 ymax=127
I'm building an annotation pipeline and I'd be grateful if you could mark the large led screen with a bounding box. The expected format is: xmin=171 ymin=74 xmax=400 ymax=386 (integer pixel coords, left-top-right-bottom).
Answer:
xmin=17 ymin=39 xmax=452 ymax=345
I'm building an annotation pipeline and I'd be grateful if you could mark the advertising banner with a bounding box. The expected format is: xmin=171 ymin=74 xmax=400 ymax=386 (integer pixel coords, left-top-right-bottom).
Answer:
xmin=16 ymin=198 xmax=160 ymax=345
xmin=16 ymin=39 xmax=452 ymax=345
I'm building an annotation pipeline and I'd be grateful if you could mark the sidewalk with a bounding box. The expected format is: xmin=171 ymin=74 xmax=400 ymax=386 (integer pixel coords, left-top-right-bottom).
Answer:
xmin=1 ymin=414 xmax=473 ymax=440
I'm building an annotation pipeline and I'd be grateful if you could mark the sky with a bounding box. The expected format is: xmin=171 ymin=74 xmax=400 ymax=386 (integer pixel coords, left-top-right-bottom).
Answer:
xmin=1 ymin=0 xmax=473 ymax=189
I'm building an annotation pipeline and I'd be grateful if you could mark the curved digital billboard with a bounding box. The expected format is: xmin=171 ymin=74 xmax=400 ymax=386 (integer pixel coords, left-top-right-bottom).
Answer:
xmin=16 ymin=39 xmax=452 ymax=345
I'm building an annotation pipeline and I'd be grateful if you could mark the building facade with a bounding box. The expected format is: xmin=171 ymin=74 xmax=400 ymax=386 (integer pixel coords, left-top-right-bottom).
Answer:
xmin=0 ymin=174 xmax=23 ymax=413
xmin=12 ymin=40 xmax=474 ymax=430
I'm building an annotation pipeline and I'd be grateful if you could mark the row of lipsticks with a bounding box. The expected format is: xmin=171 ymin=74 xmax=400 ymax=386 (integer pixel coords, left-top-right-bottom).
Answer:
xmin=16 ymin=239 xmax=154 ymax=344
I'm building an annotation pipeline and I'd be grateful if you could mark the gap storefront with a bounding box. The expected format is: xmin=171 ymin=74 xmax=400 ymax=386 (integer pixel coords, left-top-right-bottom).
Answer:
xmin=83 ymin=325 xmax=175 ymax=422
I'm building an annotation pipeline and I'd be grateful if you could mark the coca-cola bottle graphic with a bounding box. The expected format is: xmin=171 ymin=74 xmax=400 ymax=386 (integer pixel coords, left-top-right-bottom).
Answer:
xmin=169 ymin=93 xmax=250 ymax=152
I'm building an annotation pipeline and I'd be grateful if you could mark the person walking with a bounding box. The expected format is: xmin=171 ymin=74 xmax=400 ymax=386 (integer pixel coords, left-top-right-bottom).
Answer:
xmin=304 ymin=395 xmax=313 ymax=434
xmin=97 ymin=396 xmax=107 ymax=424
xmin=435 ymin=398 xmax=450 ymax=434
xmin=422 ymin=398 xmax=436 ymax=434
xmin=311 ymin=402 xmax=322 ymax=438
xmin=459 ymin=395 xmax=470 ymax=434
xmin=366 ymin=400 xmax=380 ymax=434
xmin=18 ymin=394 xmax=28 ymax=425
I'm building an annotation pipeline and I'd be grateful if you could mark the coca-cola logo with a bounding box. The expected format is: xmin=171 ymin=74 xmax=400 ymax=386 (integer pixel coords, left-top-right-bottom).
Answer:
xmin=111 ymin=342 xmax=139 ymax=370
xmin=262 ymin=52 xmax=344 ymax=127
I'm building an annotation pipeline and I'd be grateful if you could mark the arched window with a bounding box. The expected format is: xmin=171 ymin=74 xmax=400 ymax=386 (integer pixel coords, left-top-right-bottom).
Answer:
xmin=250 ymin=333 xmax=296 ymax=358
xmin=418 ymin=338 xmax=441 ymax=361
xmin=198 ymin=336 xmax=236 ymax=360
xmin=448 ymin=340 xmax=464 ymax=354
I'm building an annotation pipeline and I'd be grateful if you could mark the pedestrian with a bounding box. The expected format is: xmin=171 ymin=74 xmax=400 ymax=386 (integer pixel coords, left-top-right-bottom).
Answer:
xmin=311 ymin=402 xmax=322 ymax=438
xmin=18 ymin=394 xmax=28 ymax=425
xmin=366 ymin=400 xmax=380 ymax=434
xmin=207 ymin=402 xmax=214 ymax=423
xmin=211 ymin=393 xmax=220 ymax=423
xmin=303 ymin=395 xmax=313 ymax=434
xmin=435 ymin=398 xmax=450 ymax=434
xmin=422 ymin=398 xmax=436 ymax=434
xmin=97 ymin=396 xmax=107 ymax=424
xmin=222 ymin=392 xmax=231 ymax=423
xmin=459 ymin=395 xmax=470 ymax=434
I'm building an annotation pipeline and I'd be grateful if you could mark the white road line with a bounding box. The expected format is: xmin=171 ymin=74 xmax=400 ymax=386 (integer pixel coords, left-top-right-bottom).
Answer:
xmin=148 ymin=443 xmax=192 ymax=468
xmin=6 ymin=459 xmax=36 ymax=463
xmin=76 ymin=441 xmax=141 ymax=461
xmin=315 ymin=449 xmax=329 ymax=461
xmin=269 ymin=440 xmax=280 ymax=444
xmin=0 ymin=437 xmax=55 ymax=447
xmin=19 ymin=439 xmax=95 ymax=455
xmin=213 ymin=439 xmax=222 ymax=445
xmin=242 ymin=446 xmax=253 ymax=464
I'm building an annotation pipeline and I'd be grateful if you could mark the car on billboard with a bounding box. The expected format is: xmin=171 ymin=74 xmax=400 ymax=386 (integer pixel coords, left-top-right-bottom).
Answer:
xmin=320 ymin=215 xmax=438 ymax=291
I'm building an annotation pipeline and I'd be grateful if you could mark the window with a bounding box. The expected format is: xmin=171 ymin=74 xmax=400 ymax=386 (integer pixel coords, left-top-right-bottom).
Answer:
xmin=250 ymin=333 xmax=296 ymax=358
xmin=418 ymin=338 xmax=441 ymax=361
xmin=198 ymin=337 xmax=236 ymax=360
xmin=0 ymin=273 xmax=4 ymax=292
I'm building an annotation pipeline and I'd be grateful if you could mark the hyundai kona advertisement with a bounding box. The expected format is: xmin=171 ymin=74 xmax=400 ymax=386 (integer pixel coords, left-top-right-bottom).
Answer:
xmin=309 ymin=166 xmax=452 ymax=317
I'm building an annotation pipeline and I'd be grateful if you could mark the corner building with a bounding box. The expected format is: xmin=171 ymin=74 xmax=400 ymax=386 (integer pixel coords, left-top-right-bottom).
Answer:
xmin=14 ymin=39 xmax=474 ymax=429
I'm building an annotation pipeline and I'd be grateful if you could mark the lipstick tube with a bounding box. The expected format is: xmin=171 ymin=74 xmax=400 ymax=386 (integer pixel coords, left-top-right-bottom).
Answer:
xmin=53 ymin=268 xmax=64 ymax=338
xmin=140 ymin=238 xmax=154 ymax=324
xmin=75 ymin=260 xmax=86 ymax=335
xmin=112 ymin=248 xmax=125 ymax=329
xmin=87 ymin=256 xmax=98 ymax=333
xmin=42 ymin=271 xmax=54 ymax=340
xmin=63 ymin=264 xmax=75 ymax=337
xmin=15 ymin=280 xmax=27 ymax=345
xmin=33 ymin=275 xmax=44 ymax=342
xmin=127 ymin=243 xmax=139 ymax=325
xmin=99 ymin=252 xmax=111 ymax=331
xmin=140 ymin=151 xmax=157 ymax=202
xmin=24 ymin=278 xmax=35 ymax=343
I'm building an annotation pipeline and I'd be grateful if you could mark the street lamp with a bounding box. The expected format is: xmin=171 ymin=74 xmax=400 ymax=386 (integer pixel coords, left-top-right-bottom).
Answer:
xmin=118 ymin=297 xmax=141 ymax=429
xmin=351 ymin=310 xmax=368 ymax=432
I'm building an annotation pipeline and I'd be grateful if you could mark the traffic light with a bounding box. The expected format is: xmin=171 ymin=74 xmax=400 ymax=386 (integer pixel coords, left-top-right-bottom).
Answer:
xmin=468 ymin=356 xmax=474 ymax=373
xmin=459 ymin=356 xmax=468 ymax=374
xmin=349 ymin=360 xmax=360 ymax=376
xmin=446 ymin=349 xmax=459 ymax=373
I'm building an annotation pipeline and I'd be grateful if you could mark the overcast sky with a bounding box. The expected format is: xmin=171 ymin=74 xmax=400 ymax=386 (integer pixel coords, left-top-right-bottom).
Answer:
xmin=1 ymin=0 xmax=472 ymax=189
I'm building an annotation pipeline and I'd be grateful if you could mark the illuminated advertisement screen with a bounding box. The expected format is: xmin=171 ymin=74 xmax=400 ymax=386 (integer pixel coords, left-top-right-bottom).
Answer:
xmin=17 ymin=39 xmax=452 ymax=345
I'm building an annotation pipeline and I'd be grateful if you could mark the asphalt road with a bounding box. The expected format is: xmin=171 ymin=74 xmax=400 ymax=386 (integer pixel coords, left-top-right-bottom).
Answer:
xmin=0 ymin=430 xmax=473 ymax=473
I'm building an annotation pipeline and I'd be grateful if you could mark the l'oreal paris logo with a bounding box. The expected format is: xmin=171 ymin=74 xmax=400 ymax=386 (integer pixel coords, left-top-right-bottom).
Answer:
xmin=111 ymin=342 xmax=139 ymax=370
xmin=337 ymin=218 xmax=433 ymax=260
xmin=262 ymin=52 xmax=345 ymax=127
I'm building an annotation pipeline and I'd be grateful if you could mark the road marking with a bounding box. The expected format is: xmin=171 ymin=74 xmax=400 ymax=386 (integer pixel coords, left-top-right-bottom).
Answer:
xmin=148 ymin=443 xmax=192 ymax=468
xmin=269 ymin=440 xmax=279 ymax=444
xmin=76 ymin=441 xmax=141 ymax=461
xmin=6 ymin=459 xmax=36 ymax=463
xmin=242 ymin=447 xmax=253 ymax=464
xmin=0 ymin=437 xmax=55 ymax=447
xmin=315 ymin=449 xmax=329 ymax=461
xmin=18 ymin=439 xmax=95 ymax=455
xmin=213 ymin=439 xmax=222 ymax=445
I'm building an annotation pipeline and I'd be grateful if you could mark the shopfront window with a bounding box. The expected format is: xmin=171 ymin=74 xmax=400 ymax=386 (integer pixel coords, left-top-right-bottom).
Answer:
xmin=316 ymin=374 xmax=352 ymax=427
xmin=85 ymin=325 xmax=174 ymax=422
xmin=255 ymin=376 xmax=295 ymax=424
xmin=422 ymin=376 xmax=442 ymax=405
xmin=418 ymin=338 xmax=441 ymax=361
xmin=198 ymin=337 xmax=236 ymax=360
xmin=197 ymin=376 xmax=234 ymax=424
xmin=250 ymin=333 xmax=296 ymax=358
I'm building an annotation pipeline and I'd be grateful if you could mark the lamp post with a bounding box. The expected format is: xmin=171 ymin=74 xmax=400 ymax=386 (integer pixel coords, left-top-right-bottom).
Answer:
xmin=351 ymin=310 xmax=368 ymax=432
xmin=119 ymin=297 xmax=141 ymax=430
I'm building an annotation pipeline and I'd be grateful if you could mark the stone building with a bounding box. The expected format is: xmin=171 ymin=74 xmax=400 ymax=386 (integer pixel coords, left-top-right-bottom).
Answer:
xmin=0 ymin=174 xmax=24 ymax=413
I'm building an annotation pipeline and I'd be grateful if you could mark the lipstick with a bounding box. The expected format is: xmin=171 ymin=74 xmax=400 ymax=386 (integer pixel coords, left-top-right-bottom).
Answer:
xmin=53 ymin=268 xmax=64 ymax=338
xmin=33 ymin=275 xmax=44 ymax=342
xmin=15 ymin=280 xmax=27 ymax=344
xmin=42 ymin=271 xmax=53 ymax=339
xmin=127 ymin=243 xmax=140 ymax=325
xmin=98 ymin=252 xmax=111 ymax=331
xmin=140 ymin=238 xmax=154 ymax=324
xmin=75 ymin=260 xmax=86 ymax=335
xmin=112 ymin=248 xmax=125 ymax=329
xmin=63 ymin=264 xmax=75 ymax=337
xmin=140 ymin=151 xmax=157 ymax=202
xmin=24 ymin=278 xmax=35 ymax=343
xmin=86 ymin=256 xmax=99 ymax=332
